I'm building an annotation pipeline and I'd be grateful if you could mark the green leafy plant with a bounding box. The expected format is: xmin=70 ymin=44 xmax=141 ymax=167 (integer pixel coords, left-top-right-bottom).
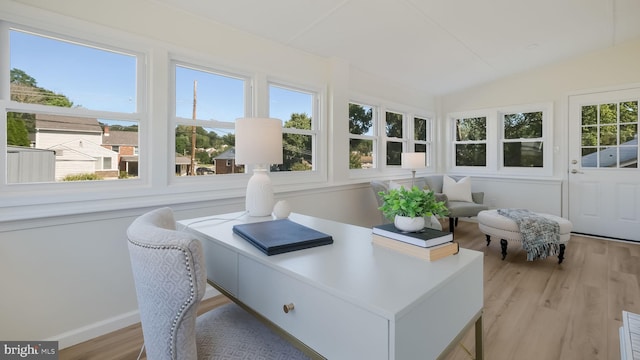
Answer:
xmin=378 ymin=186 xmax=448 ymax=221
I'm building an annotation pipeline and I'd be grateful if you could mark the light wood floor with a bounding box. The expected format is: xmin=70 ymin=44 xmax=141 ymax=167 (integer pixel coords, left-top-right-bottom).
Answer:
xmin=60 ymin=221 xmax=640 ymax=360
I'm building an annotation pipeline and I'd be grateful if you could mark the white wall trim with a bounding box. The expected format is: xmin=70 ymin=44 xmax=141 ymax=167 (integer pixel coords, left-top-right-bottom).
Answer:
xmin=50 ymin=286 xmax=221 ymax=349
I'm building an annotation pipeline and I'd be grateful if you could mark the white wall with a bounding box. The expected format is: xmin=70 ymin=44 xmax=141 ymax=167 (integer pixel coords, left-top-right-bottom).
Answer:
xmin=437 ymin=38 xmax=640 ymax=215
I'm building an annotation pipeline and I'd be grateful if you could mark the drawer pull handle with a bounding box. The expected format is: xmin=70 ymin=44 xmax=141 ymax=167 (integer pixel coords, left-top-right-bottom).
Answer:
xmin=283 ymin=303 xmax=295 ymax=313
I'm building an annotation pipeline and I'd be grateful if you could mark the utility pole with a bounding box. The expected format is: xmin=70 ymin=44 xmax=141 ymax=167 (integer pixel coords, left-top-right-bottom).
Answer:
xmin=190 ymin=80 xmax=197 ymax=175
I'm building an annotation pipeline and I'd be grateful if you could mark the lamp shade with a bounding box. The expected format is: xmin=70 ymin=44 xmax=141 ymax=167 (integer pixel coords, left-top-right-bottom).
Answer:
xmin=235 ymin=117 xmax=283 ymax=165
xmin=401 ymin=152 xmax=426 ymax=169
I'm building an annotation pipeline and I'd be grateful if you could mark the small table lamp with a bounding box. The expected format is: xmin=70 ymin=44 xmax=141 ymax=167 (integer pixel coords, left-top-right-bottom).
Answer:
xmin=401 ymin=152 xmax=426 ymax=187
xmin=235 ymin=118 xmax=283 ymax=216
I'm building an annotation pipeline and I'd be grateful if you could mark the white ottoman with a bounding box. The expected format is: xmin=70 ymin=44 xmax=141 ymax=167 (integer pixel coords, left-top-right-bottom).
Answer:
xmin=478 ymin=209 xmax=572 ymax=263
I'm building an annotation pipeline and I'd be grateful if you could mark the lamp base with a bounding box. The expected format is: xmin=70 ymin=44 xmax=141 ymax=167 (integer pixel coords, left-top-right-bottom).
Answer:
xmin=245 ymin=169 xmax=274 ymax=216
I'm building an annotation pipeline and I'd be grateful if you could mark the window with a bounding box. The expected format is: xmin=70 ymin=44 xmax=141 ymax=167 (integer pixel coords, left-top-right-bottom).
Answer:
xmin=453 ymin=116 xmax=487 ymax=167
xmin=581 ymin=101 xmax=638 ymax=168
xmin=349 ymin=101 xmax=433 ymax=172
xmin=6 ymin=28 xmax=140 ymax=183
xmin=269 ymin=84 xmax=316 ymax=172
xmin=349 ymin=102 xmax=376 ymax=169
xmin=172 ymin=62 xmax=247 ymax=176
xmin=502 ymin=111 xmax=543 ymax=167
xmin=385 ymin=111 xmax=404 ymax=166
xmin=413 ymin=116 xmax=432 ymax=166
xmin=448 ymin=103 xmax=552 ymax=175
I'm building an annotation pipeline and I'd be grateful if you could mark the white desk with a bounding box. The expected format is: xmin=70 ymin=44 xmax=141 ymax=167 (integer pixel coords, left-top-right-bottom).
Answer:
xmin=179 ymin=212 xmax=483 ymax=360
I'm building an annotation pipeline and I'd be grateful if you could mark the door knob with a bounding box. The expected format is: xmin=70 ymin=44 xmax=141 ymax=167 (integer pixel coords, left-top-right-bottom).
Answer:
xmin=571 ymin=169 xmax=583 ymax=174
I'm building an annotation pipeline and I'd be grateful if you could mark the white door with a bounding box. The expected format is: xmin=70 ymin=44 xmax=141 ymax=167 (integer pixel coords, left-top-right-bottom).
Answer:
xmin=568 ymin=88 xmax=640 ymax=241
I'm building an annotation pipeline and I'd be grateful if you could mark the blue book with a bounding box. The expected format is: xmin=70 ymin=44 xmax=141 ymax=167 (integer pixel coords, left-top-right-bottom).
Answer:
xmin=232 ymin=219 xmax=333 ymax=255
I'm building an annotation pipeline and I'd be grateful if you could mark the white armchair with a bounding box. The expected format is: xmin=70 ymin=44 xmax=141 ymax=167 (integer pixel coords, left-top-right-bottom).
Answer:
xmin=423 ymin=175 xmax=488 ymax=234
xmin=127 ymin=207 xmax=310 ymax=359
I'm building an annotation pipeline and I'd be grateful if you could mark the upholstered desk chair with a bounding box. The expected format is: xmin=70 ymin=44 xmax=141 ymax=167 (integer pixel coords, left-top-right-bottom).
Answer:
xmin=423 ymin=175 xmax=488 ymax=234
xmin=127 ymin=207 xmax=310 ymax=360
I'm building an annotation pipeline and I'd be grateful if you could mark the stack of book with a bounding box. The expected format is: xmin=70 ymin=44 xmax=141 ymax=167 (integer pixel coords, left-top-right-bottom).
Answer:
xmin=372 ymin=223 xmax=459 ymax=261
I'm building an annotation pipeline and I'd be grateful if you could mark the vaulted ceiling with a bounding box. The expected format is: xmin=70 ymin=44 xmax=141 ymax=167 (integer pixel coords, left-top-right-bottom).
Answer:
xmin=155 ymin=0 xmax=640 ymax=95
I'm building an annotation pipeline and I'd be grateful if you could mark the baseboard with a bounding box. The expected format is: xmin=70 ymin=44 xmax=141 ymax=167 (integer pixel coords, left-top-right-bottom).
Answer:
xmin=52 ymin=285 xmax=222 ymax=349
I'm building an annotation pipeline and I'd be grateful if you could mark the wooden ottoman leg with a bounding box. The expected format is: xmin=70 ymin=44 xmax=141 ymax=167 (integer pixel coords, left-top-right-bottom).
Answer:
xmin=485 ymin=235 xmax=491 ymax=246
xmin=500 ymin=239 xmax=508 ymax=260
xmin=558 ymin=243 xmax=566 ymax=264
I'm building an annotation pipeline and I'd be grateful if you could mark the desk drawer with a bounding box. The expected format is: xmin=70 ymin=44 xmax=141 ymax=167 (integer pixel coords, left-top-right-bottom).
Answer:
xmin=200 ymin=237 xmax=238 ymax=296
xmin=238 ymin=255 xmax=388 ymax=360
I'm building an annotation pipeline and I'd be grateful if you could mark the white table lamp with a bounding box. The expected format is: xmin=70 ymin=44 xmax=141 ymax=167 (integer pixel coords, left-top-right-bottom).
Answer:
xmin=235 ymin=117 xmax=283 ymax=216
xmin=401 ymin=152 xmax=426 ymax=187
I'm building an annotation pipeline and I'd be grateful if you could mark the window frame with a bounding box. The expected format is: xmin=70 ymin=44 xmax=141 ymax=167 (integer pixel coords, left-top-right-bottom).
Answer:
xmin=448 ymin=111 xmax=491 ymax=173
xmin=0 ymin=21 xmax=149 ymax=206
xmin=348 ymin=100 xmax=379 ymax=171
xmin=349 ymin=96 xmax=436 ymax=178
xmin=447 ymin=103 xmax=553 ymax=176
xmin=266 ymin=78 xmax=326 ymax=186
xmin=168 ymin=58 xmax=252 ymax=188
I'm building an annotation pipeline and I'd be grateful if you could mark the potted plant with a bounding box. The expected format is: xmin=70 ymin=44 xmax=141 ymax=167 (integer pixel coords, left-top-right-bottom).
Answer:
xmin=378 ymin=186 xmax=449 ymax=232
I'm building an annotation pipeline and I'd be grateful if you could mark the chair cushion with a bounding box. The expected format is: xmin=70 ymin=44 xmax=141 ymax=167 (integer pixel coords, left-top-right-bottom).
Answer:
xmin=443 ymin=176 xmax=473 ymax=202
xmin=447 ymin=200 xmax=489 ymax=218
xmin=196 ymin=303 xmax=310 ymax=359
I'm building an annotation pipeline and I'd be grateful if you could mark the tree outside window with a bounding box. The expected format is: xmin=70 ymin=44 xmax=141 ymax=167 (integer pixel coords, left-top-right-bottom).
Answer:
xmin=503 ymin=111 xmax=543 ymax=167
xmin=349 ymin=103 xmax=375 ymax=169
xmin=385 ymin=111 xmax=403 ymax=166
xmin=454 ymin=117 xmax=486 ymax=167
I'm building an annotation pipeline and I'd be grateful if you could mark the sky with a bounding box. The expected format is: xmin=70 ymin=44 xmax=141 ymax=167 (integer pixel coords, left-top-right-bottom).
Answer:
xmin=10 ymin=29 xmax=312 ymax=126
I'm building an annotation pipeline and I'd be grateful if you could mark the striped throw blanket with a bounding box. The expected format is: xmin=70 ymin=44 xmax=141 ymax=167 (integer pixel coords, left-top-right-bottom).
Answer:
xmin=497 ymin=208 xmax=560 ymax=261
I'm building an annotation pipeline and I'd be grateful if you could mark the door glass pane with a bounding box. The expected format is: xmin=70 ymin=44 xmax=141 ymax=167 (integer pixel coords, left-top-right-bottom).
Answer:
xmin=581 ymin=105 xmax=597 ymax=125
xmin=580 ymin=102 xmax=638 ymax=169
xmin=600 ymin=103 xmax=617 ymax=124
xmin=581 ymin=126 xmax=597 ymax=146
xmin=599 ymin=125 xmax=617 ymax=146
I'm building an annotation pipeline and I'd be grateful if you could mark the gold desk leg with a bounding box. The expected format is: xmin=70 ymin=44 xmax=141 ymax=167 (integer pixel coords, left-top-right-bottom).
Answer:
xmin=475 ymin=314 xmax=483 ymax=360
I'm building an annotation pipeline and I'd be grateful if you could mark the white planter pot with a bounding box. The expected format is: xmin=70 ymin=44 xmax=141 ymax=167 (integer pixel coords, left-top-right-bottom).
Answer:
xmin=394 ymin=215 xmax=425 ymax=232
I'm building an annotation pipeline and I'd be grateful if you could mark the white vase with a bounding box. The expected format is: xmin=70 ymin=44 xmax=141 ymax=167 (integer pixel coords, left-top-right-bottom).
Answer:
xmin=394 ymin=215 xmax=425 ymax=232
